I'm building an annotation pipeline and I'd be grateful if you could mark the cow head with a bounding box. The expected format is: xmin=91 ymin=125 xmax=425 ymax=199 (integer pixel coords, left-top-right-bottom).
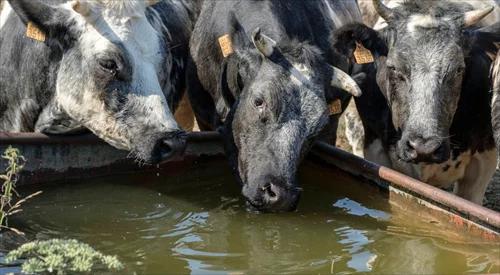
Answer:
xmin=8 ymin=0 xmax=185 ymax=163
xmin=220 ymin=29 xmax=361 ymax=212
xmin=334 ymin=0 xmax=497 ymax=163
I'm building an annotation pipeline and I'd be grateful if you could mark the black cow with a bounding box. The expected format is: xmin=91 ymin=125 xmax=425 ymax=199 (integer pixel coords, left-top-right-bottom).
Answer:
xmin=187 ymin=0 xmax=363 ymax=212
xmin=334 ymin=0 xmax=499 ymax=204
xmin=0 ymin=0 xmax=198 ymax=163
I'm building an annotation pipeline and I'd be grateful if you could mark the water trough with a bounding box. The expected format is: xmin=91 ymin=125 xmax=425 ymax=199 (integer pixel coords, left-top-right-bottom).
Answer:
xmin=0 ymin=131 xmax=498 ymax=242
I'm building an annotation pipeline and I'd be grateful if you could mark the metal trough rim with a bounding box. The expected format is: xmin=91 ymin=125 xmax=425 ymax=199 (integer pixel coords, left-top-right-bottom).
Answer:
xmin=0 ymin=131 xmax=220 ymax=145
xmin=311 ymin=142 xmax=500 ymax=232
xmin=1 ymin=131 xmax=499 ymax=232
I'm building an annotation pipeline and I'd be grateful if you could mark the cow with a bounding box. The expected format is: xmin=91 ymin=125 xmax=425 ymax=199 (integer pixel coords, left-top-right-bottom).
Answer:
xmin=0 ymin=0 xmax=198 ymax=163
xmin=187 ymin=0 xmax=363 ymax=212
xmin=344 ymin=0 xmax=500 ymax=159
xmin=333 ymin=0 xmax=499 ymax=204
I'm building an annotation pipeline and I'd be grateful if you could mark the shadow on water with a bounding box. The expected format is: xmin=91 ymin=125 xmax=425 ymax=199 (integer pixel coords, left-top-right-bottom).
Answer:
xmin=7 ymin=159 xmax=500 ymax=274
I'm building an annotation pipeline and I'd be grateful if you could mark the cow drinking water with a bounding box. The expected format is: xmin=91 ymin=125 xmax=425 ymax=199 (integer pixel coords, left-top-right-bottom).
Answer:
xmin=188 ymin=0 xmax=363 ymax=212
xmin=0 ymin=0 xmax=197 ymax=163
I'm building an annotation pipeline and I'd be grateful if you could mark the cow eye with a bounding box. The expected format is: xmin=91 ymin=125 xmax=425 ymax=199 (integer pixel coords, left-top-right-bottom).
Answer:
xmin=254 ymin=98 xmax=265 ymax=108
xmin=99 ymin=59 xmax=118 ymax=74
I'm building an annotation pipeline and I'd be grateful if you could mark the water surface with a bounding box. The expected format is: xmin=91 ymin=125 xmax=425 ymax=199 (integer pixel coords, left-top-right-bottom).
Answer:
xmin=11 ymin=160 xmax=500 ymax=274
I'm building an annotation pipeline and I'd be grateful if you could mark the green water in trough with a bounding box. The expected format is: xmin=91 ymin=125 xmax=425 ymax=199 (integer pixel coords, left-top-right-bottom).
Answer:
xmin=9 ymin=160 xmax=500 ymax=274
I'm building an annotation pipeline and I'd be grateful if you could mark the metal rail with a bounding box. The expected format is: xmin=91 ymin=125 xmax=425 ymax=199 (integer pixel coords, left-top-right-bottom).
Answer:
xmin=0 ymin=131 xmax=221 ymax=145
xmin=311 ymin=141 xmax=500 ymax=234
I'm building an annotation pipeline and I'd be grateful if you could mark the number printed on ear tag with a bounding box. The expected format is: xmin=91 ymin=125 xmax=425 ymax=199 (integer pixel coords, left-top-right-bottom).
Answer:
xmin=218 ymin=34 xmax=234 ymax=58
xmin=26 ymin=22 xmax=46 ymax=42
xmin=353 ymin=42 xmax=374 ymax=64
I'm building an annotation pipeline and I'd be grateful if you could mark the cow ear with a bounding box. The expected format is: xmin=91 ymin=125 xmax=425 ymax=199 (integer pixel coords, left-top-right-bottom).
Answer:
xmin=8 ymin=0 xmax=75 ymax=49
xmin=252 ymin=28 xmax=277 ymax=57
xmin=219 ymin=60 xmax=236 ymax=108
xmin=333 ymin=23 xmax=388 ymax=61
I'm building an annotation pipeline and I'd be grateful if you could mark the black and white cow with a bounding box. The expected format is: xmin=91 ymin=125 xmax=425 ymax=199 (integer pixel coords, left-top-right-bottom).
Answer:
xmin=188 ymin=0 xmax=363 ymax=212
xmin=334 ymin=0 xmax=499 ymax=204
xmin=0 ymin=0 xmax=198 ymax=163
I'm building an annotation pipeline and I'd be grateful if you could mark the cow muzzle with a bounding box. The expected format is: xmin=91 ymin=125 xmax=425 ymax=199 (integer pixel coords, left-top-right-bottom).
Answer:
xmin=242 ymin=175 xmax=301 ymax=213
xmin=148 ymin=130 xmax=187 ymax=164
xmin=398 ymin=134 xmax=450 ymax=163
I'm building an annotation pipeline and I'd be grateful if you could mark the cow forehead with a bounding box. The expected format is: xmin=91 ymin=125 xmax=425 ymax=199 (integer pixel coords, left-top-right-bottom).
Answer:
xmin=68 ymin=3 xmax=161 ymax=66
xmin=79 ymin=0 xmax=149 ymax=18
xmin=403 ymin=13 xmax=460 ymax=37
xmin=406 ymin=14 xmax=441 ymax=34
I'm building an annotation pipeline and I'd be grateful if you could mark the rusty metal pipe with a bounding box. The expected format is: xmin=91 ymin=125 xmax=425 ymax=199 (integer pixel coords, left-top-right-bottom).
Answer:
xmin=311 ymin=141 xmax=500 ymax=232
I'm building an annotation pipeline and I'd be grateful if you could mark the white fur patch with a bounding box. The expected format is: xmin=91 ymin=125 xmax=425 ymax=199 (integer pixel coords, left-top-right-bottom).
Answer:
xmin=77 ymin=0 xmax=150 ymax=18
xmin=407 ymin=14 xmax=440 ymax=34
xmin=290 ymin=63 xmax=312 ymax=86
xmin=386 ymin=148 xmax=496 ymax=204
xmin=454 ymin=148 xmax=497 ymax=204
xmin=344 ymin=101 xmax=365 ymax=158
xmin=419 ymin=151 xmax=471 ymax=189
xmin=0 ymin=1 xmax=12 ymax=30
xmin=492 ymin=53 xmax=500 ymax=94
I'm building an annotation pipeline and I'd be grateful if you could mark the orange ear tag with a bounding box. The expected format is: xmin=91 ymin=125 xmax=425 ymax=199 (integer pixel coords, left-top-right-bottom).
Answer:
xmin=26 ymin=22 xmax=46 ymax=42
xmin=218 ymin=34 xmax=234 ymax=58
xmin=329 ymin=99 xmax=343 ymax=115
xmin=353 ymin=42 xmax=374 ymax=64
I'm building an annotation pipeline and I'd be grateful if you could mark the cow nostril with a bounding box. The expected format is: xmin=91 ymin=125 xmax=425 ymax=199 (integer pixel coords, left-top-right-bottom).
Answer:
xmin=159 ymin=139 xmax=174 ymax=159
xmin=405 ymin=140 xmax=419 ymax=160
xmin=262 ymin=183 xmax=278 ymax=202
xmin=158 ymin=133 xmax=186 ymax=160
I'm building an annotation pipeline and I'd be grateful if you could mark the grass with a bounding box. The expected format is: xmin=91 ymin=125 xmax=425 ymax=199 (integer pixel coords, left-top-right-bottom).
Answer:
xmin=5 ymin=239 xmax=123 ymax=274
xmin=0 ymin=146 xmax=124 ymax=274
xmin=0 ymin=146 xmax=42 ymax=235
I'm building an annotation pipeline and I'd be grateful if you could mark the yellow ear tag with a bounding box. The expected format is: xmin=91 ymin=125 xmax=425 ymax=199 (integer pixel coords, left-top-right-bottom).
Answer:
xmin=26 ymin=22 xmax=46 ymax=42
xmin=353 ymin=42 xmax=374 ymax=64
xmin=218 ymin=34 xmax=234 ymax=58
xmin=329 ymin=99 xmax=343 ymax=115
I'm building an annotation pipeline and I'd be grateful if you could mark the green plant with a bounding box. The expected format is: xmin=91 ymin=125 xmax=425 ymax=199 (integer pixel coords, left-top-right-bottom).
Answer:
xmin=5 ymin=239 xmax=123 ymax=274
xmin=0 ymin=146 xmax=41 ymax=234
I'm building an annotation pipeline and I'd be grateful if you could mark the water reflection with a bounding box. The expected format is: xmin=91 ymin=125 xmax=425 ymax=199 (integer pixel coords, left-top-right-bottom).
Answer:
xmin=9 ymin=161 xmax=499 ymax=274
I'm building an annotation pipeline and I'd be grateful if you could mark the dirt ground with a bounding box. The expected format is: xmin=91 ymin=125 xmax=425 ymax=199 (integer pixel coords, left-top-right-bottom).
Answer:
xmin=336 ymin=111 xmax=500 ymax=212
